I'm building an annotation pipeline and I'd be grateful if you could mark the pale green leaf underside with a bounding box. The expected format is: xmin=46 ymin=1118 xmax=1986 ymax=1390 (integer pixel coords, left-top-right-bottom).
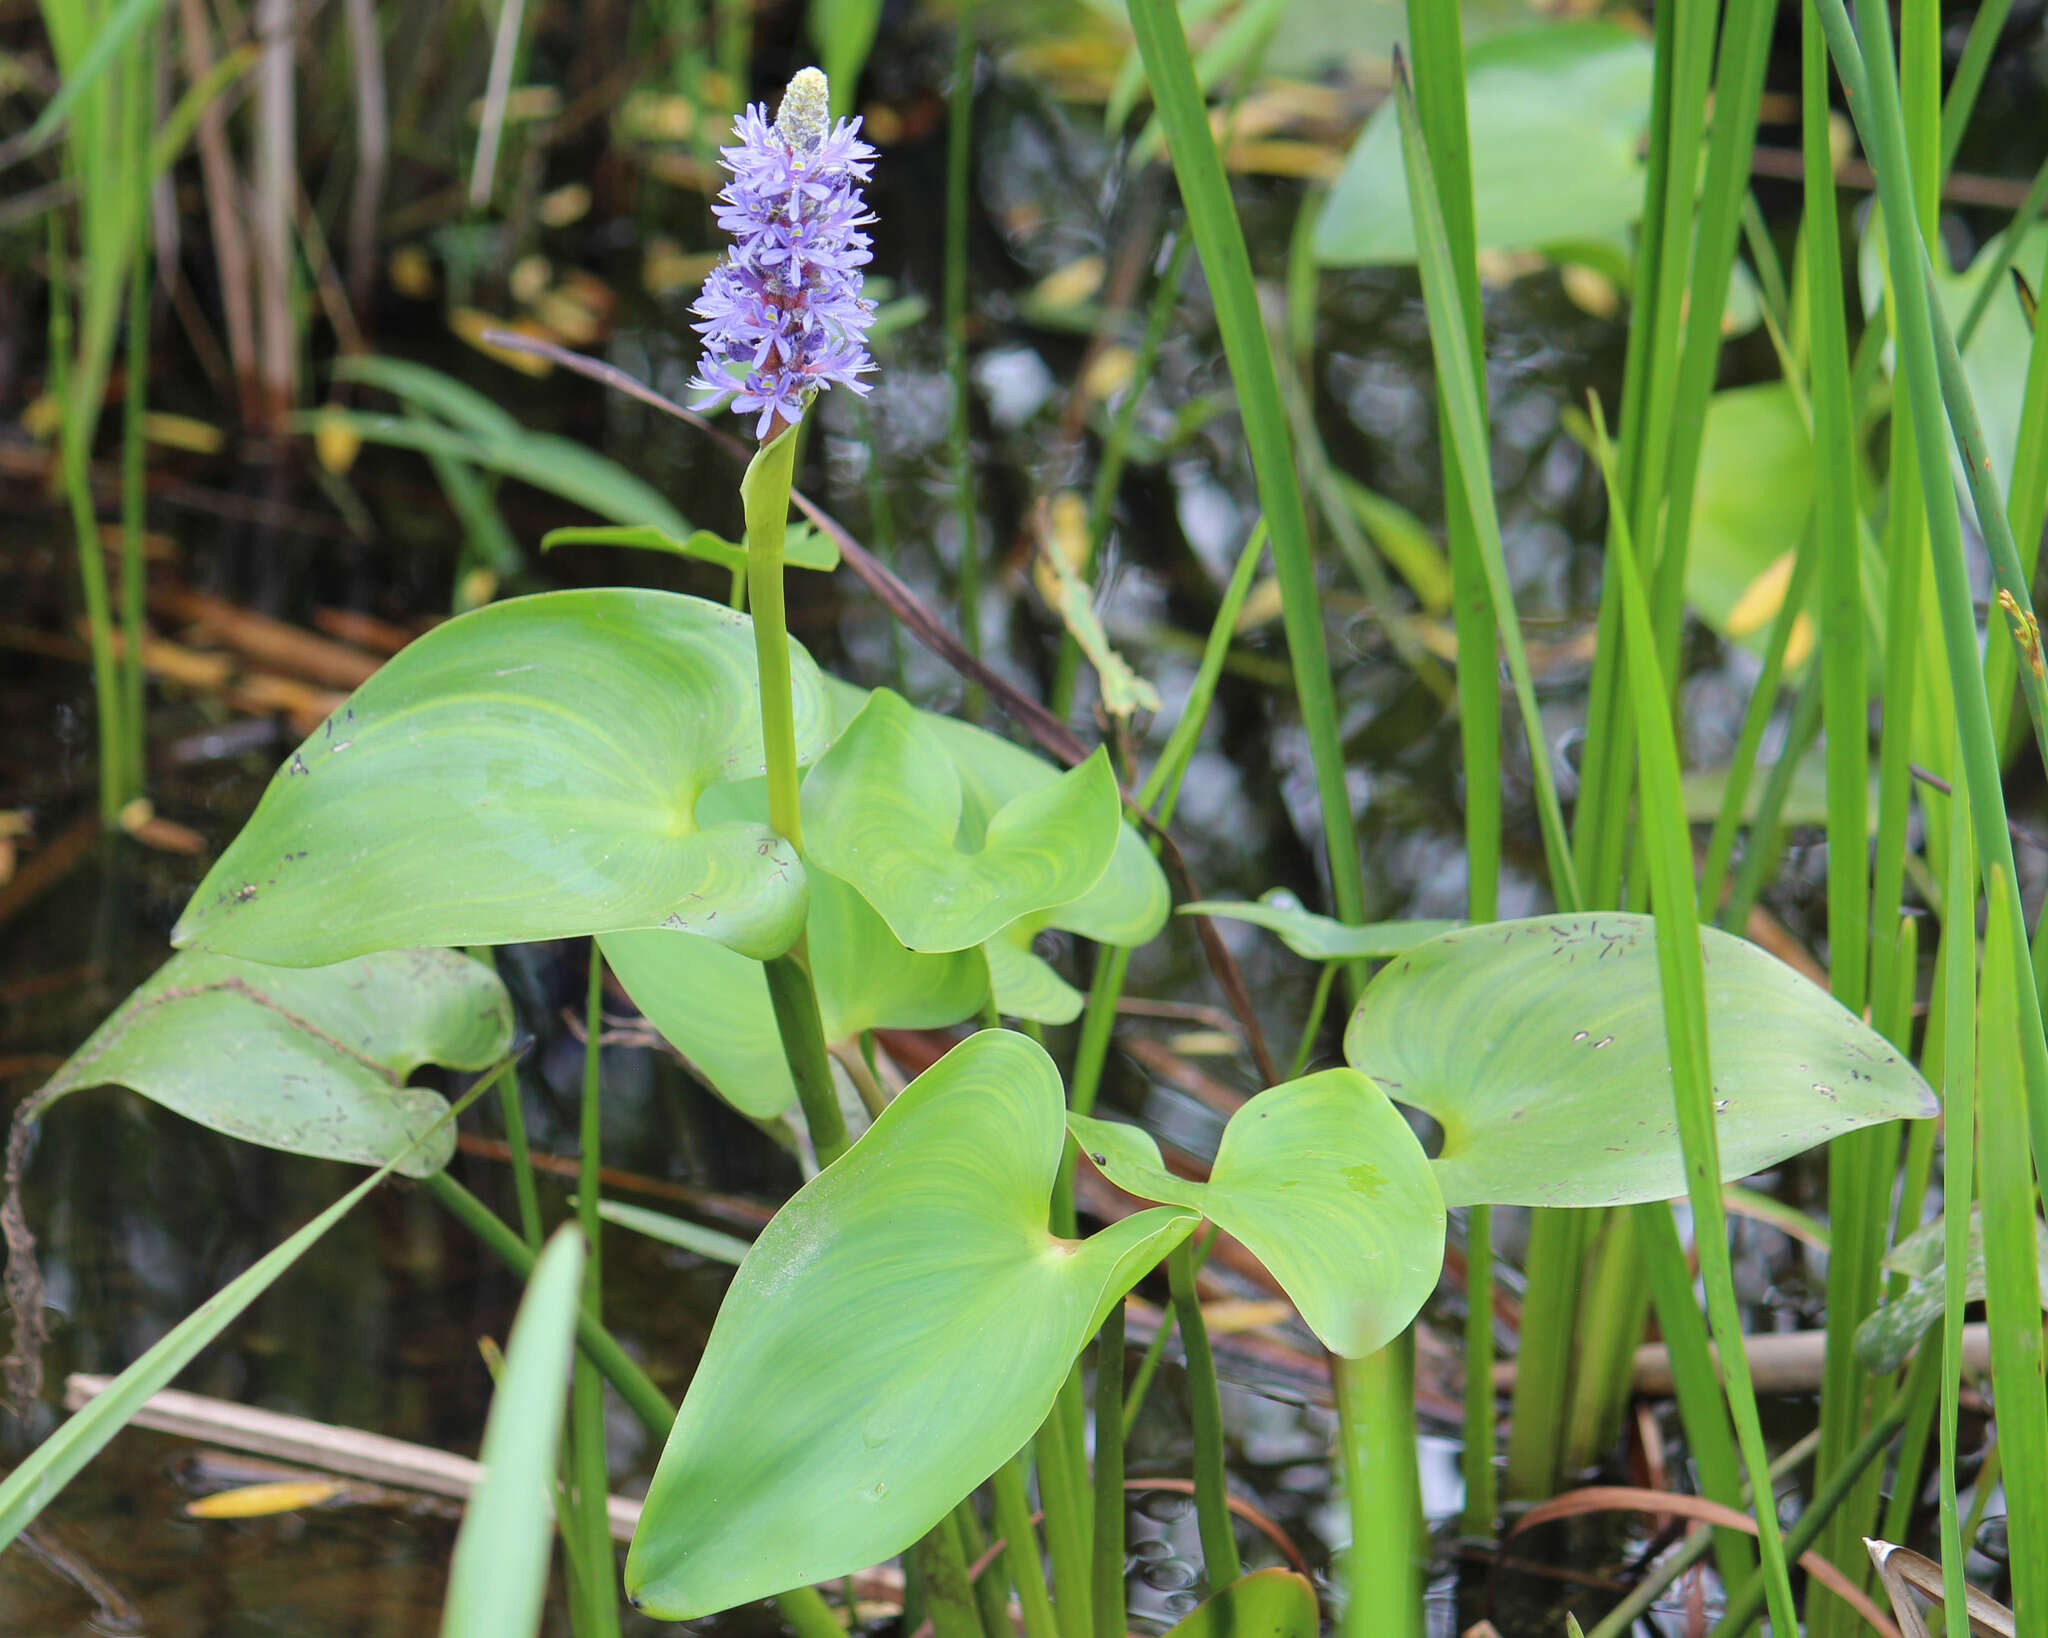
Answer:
xmin=985 ymin=935 xmax=1084 ymax=1025
xmin=602 ymin=868 xmax=987 ymax=1119
xmin=1343 ymin=914 xmax=1939 ymax=1208
xmin=922 ymin=707 xmax=1169 ymax=949
xmin=803 ymin=689 xmax=1123 ymax=953
xmin=39 ymin=948 xmax=510 ymax=1177
xmin=540 ymin=521 xmax=839 ymax=573
xmin=175 ymin=590 xmax=828 ymax=965
xmin=1315 ymin=20 xmax=1652 ymax=267
xmin=1182 ymin=890 xmax=1461 ymax=962
xmin=1070 ymin=1068 xmax=1444 ymax=1357
xmin=1855 ymin=1207 xmax=2048 ymax=1374
xmin=1158 ymin=1571 xmax=1320 ymax=1638
xmin=626 ymin=1030 xmax=1196 ymax=1618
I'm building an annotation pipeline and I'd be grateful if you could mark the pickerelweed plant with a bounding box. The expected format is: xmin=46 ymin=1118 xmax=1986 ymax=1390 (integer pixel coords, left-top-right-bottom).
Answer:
xmin=0 ymin=63 xmax=1944 ymax=1638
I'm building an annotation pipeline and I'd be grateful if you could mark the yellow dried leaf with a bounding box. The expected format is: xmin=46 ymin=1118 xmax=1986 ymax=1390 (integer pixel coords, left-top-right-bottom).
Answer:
xmin=1200 ymin=1300 xmax=1294 ymax=1336
xmin=1560 ymin=263 xmax=1620 ymax=320
xmin=619 ymin=90 xmax=697 ymax=143
xmin=538 ymin=182 xmax=591 ymax=228
xmin=1166 ymin=1030 xmax=1239 ymax=1057
xmin=509 ymin=254 xmax=552 ymax=306
xmin=388 ymin=245 xmax=435 ymax=299
xmin=1032 ymin=256 xmax=1105 ymax=311
xmin=1234 ymin=576 xmax=1285 ymax=633
xmin=186 ymin=1479 xmax=347 ymax=1518
xmin=1081 ymin=344 xmax=1137 ymax=405
xmin=534 ymin=290 xmax=604 ymax=345
xmin=314 ymin=408 xmax=361 ymax=477
xmin=1784 ymin=611 xmax=1815 ymax=670
xmin=20 ymin=393 xmax=58 ymax=441
xmin=465 ymin=84 xmax=560 ymax=126
xmin=643 ymin=239 xmax=717 ymax=295
xmin=449 ymin=309 xmax=553 ymax=377
xmin=144 ymin=413 xmax=225 ymax=454
xmin=1726 ymin=549 xmax=1797 ymax=638
xmin=1225 ymin=139 xmax=1341 ymax=181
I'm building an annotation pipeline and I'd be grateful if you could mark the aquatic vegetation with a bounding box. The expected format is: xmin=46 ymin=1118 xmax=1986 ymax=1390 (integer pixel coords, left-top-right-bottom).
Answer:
xmin=9 ymin=5 xmax=2048 ymax=1636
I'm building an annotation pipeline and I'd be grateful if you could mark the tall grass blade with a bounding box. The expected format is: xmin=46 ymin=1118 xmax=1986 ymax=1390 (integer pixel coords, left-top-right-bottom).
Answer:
xmin=1978 ymin=870 xmax=2048 ymax=1620
xmin=1387 ymin=53 xmax=1578 ymax=912
xmin=1399 ymin=0 xmax=1497 ymax=1539
xmin=25 ymin=0 xmax=174 ymax=150
xmin=1592 ymin=402 xmax=1800 ymax=1633
xmin=439 ymin=1225 xmax=587 ymax=1638
xmin=1124 ymin=0 xmax=1367 ymax=933
xmin=0 ymin=1161 xmax=393 ymax=1547
xmin=1937 ymin=773 xmax=1977 ymax=1638
xmin=1814 ymin=0 xmax=2048 ymax=1187
xmin=1801 ymin=5 xmax=1891 ymax=1616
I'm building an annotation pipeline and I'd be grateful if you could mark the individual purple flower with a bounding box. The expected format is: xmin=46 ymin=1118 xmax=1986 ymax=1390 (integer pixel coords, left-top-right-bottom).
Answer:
xmin=689 ymin=68 xmax=878 ymax=440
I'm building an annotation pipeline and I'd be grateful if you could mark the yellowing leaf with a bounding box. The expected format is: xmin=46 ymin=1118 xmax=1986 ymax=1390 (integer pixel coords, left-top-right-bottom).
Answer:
xmin=1032 ymin=256 xmax=1105 ymax=310
xmin=1235 ymin=576 xmax=1285 ymax=632
xmin=1726 ymin=548 xmax=1796 ymax=638
xmin=20 ymin=393 xmax=59 ymax=440
xmin=314 ymin=408 xmax=361 ymax=476
xmin=1033 ymin=498 xmax=1160 ymax=720
xmin=143 ymin=413 xmax=224 ymax=454
xmin=1081 ymin=344 xmax=1137 ymax=405
xmin=186 ymin=1479 xmax=348 ymax=1518
xmin=450 ymin=309 xmax=554 ymax=377
xmin=538 ymin=183 xmax=591 ymax=228
xmin=1226 ymin=140 xmax=1341 ymax=181
xmin=388 ymin=246 xmax=435 ymax=299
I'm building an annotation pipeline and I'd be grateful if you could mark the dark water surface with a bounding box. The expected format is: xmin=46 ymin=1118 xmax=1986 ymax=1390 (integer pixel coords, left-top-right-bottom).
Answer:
xmin=5 ymin=9 xmax=2046 ymax=1634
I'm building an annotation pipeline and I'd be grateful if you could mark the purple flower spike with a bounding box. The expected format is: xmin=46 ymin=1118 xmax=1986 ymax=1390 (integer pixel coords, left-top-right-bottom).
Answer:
xmin=689 ymin=67 xmax=878 ymax=441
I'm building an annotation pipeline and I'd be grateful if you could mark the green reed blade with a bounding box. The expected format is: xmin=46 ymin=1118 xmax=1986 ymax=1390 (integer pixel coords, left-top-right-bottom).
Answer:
xmin=1401 ymin=0 xmax=1496 ymax=1535
xmin=1937 ymin=772 xmax=1978 ymax=1638
xmin=945 ymin=1 xmax=980 ymax=699
xmin=1814 ymin=0 xmax=2048 ymax=1195
xmin=1808 ymin=23 xmax=1895 ymax=1577
xmin=1939 ymin=0 xmax=2015 ymax=177
xmin=1388 ymin=53 xmax=1578 ymax=912
xmin=439 ymin=1225 xmax=586 ymax=1638
xmin=1594 ymin=402 xmax=1800 ymax=1633
xmin=1696 ymin=525 xmax=1820 ymax=918
xmin=1124 ymin=0 xmax=1368 ymax=936
xmin=1977 ymin=872 xmax=2048 ymax=1616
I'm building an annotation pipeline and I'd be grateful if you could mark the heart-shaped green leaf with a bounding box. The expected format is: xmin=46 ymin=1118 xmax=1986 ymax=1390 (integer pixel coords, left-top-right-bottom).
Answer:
xmin=625 ymin=1029 xmax=1196 ymax=1618
xmin=1315 ymin=21 xmax=1653 ymax=267
xmin=1070 ymin=1069 xmax=1444 ymax=1357
xmin=1158 ymin=1570 xmax=1320 ymax=1638
xmin=921 ymin=709 xmax=1169 ymax=947
xmin=803 ymin=689 xmax=1122 ymax=953
xmin=175 ymin=590 xmax=828 ymax=965
xmin=1181 ymin=890 xmax=1461 ymax=962
xmin=601 ymin=867 xmax=988 ymax=1118
xmin=35 ymin=948 xmax=510 ymax=1177
xmin=1343 ymin=914 xmax=1939 ymax=1208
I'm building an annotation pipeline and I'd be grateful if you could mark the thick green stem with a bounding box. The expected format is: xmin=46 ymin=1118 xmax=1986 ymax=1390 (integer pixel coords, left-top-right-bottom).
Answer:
xmin=1166 ymin=1238 xmax=1239 ymax=1587
xmin=991 ymin=1456 xmax=1060 ymax=1638
xmin=1091 ymin=1302 xmax=1127 ymax=1638
xmin=763 ymin=952 xmax=849 ymax=1166
xmin=919 ymin=1511 xmax=985 ymax=1638
xmin=424 ymin=1172 xmax=673 ymax=1438
xmin=1334 ymin=1344 xmax=1422 ymax=1638
xmin=1035 ymin=1370 xmax=1095 ymax=1638
xmin=572 ymin=949 xmax=621 ymax=1632
xmin=741 ymin=425 xmax=807 ymax=848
